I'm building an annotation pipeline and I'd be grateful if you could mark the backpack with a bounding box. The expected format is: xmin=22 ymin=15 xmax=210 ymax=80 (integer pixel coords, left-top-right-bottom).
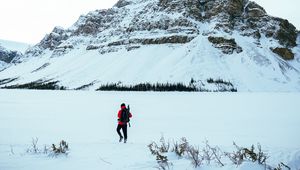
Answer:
xmin=120 ymin=105 xmax=130 ymax=123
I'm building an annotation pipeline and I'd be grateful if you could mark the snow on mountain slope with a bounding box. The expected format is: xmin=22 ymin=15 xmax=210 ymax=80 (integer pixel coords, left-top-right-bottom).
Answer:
xmin=0 ymin=0 xmax=299 ymax=91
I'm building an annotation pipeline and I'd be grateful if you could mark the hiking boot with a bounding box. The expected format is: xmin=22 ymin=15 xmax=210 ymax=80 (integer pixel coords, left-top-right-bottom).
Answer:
xmin=119 ymin=137 xmax=123 ymax=142
xmin=124 ymin=139 xmax=127 ymax=143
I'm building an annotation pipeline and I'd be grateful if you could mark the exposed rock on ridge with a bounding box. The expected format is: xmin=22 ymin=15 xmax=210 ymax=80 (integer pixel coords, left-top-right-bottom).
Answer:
xmin=25 ymin=0 xmax=298 ymax=60
xmin=208 ymin=36 xmax=243 ymax=54
xmin=272 ymin=47 xmax=294 ymax=60
xmin=0 ymin=46 xmax=23 ymax=64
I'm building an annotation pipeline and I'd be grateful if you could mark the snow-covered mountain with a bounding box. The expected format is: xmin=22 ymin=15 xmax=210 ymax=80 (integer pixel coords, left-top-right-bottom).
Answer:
xmin=0 ymin=39 xmax=30 ymax=71
xmin=0 ymin=0 xmax=299 ymax=91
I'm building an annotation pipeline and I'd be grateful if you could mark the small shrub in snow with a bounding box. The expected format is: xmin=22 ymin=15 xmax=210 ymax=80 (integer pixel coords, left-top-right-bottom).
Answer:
xmin=149 ymin=138 xmax=288 ymax=169
xmin=202 ymin=140 xmax=224 ymax=166
xmin=159 ymin=136 xmax=170 ymax=153
xmin=148 ymin=137 xmax=172 ymax=170
xmin=247 ymin=143 xmax=268 ymax=165
xmin=148 ymin=141 xmax=169 ymax=162
xmin=225 ymin=142 xmax=247 ymax=165
xmin=225 ymin=142 xmax=268 ymax=165
xmin=187 ymin=145 xmax=203 ymax=168
xmin=148 ymin=142 xmax=159 ymax=155
xmin=172 ymin=137 xmax=189 ymax=157
xmin=148 ymin=136 xmax=170 ymax=154
xmin=50 ymin=140 xmax=69 ymax=156
xmin=274 ymin=162 xmax=291 ymax=170
xmin=25 ymin=138 xmax=69 ymax=157
xmin=26 ymin=137 xmax=40 ymax=154
xmin=43 ymin=145 xmax=48 ymax=154
xmin=156 ymin=155 xmax=171 ymax=170
xmin=156 ymin=161 xmax=172 ymax=170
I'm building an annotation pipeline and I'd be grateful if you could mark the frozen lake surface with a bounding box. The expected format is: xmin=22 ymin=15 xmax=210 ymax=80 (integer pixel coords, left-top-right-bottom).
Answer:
xmin=0 ymin=90 xmax=299 ymax=169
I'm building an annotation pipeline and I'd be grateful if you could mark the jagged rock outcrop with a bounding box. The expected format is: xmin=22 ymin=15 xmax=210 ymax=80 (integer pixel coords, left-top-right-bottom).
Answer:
xmin=73 ymin=8 xmax=125 ymax=36
xmin=86 ymin=35 xmax=195 ymax=54
xmin=24 ymin=27 xmax=70 ymax=58
xmin=227 ymin=0 xmax=245 ymax=17
xmin=159 ymin=0 xmax=202 ymax=20
xmin=0 ymin=46 xmax=23 ymax=64
xmin=0 ymin=45 xmax=24 ymax=71
xmin=0 ymin=50 xmax=20 ymax=63
xmin=114 ymin=0 xmax=132 ymax=8
xmin=272 ymin=47 xmax=294 ymax=60
xmin=127 ymin=16 xmax=197 ymax=32
xmin=107 ymin=35 xmax=195 ymax=46
xmin=208 ymin=36 xmax=243 ymax=54
xmin=38 ymin=27 xmax=69 ymax=50
xmin=274 ymin=18 xmax=297 ymax=48
xmin=244 ymin=1 xmax=266 ymax=18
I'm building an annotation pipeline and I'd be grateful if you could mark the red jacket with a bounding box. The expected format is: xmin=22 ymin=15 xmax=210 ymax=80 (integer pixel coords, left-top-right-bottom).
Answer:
xmin=118 ymin=105 xmax=132 ymax=125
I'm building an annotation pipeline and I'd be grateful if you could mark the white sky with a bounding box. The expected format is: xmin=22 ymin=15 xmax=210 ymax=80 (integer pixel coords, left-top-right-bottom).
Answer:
xmin=0 ymin=0 xmax=299 ymax=44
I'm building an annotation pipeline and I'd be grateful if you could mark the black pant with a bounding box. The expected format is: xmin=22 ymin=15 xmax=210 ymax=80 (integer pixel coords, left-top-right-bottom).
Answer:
xmin=116 ymin=124 xmax=127 ymax=139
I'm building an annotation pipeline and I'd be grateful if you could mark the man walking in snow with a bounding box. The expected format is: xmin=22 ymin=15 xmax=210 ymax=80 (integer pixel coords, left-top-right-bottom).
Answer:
xmin=116 ymin=103 xmax=132 ymax=143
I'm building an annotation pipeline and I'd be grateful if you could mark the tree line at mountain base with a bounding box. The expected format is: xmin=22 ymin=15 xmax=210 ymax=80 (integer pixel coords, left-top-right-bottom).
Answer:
xmin=96 ymin=79 xmax=237 ymax=92
xmin=1 ymin=81 xmax=66 ymax=90
xmin=0 ymin=78 xmax=237 ymax=92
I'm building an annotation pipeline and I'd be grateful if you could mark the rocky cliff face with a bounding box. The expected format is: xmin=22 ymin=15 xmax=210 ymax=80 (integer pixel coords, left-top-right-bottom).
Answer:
xmin=25 ymin=0 xmax=297 ymax=60
xmin=0 ymin=46 xmax=23 ymax=70
xmin=1 ymin=0 xmax=299 ymax=91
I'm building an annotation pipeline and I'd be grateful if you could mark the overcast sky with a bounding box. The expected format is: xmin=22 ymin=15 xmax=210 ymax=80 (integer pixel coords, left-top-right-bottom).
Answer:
xmin=0 ymin=0 xmax=299 ymax=44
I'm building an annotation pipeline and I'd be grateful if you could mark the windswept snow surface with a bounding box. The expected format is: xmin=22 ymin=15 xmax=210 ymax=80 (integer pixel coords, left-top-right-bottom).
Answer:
xmin=0 ymin=90 xmax=299 ymax=170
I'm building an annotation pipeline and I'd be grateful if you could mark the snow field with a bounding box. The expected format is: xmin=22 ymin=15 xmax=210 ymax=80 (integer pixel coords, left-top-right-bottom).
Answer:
xmin=0 ymin=90 xmax=299 ymax=169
